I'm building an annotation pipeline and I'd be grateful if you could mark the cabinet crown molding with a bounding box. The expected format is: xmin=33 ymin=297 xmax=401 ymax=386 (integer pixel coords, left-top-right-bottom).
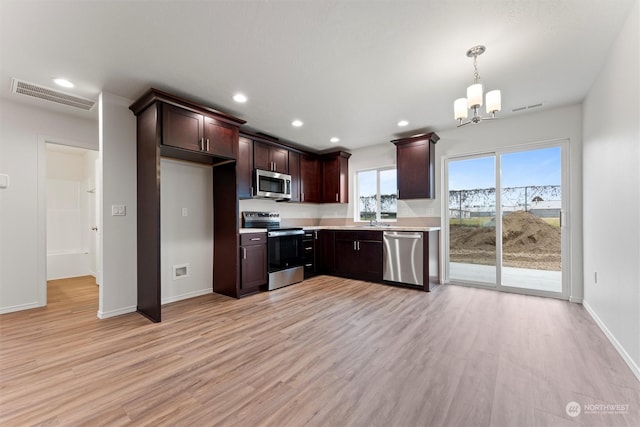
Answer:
xmin=391 ymin=132 xmax=440 ymax=146
xmin=129 ymin=88 xmax=246 ymax=126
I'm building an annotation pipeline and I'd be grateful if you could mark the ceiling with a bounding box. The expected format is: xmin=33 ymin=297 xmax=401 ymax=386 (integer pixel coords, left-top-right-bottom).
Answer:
xmin=0 ymin=0 xmax=634 ymax=152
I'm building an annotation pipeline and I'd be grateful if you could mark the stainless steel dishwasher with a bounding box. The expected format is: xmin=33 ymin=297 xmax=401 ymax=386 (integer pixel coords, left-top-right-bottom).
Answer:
xmin=383 ymin=231 xmax=423 ymax=286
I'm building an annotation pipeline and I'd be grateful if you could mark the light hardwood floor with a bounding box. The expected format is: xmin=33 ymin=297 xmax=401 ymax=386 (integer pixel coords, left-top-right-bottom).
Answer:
xmin=1 ymin=275 xmax=638 ymax=426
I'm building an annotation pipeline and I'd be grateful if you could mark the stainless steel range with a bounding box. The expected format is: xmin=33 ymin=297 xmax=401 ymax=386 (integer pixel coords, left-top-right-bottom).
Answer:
xmin=242 ymin=211 xmax=304 ymax=290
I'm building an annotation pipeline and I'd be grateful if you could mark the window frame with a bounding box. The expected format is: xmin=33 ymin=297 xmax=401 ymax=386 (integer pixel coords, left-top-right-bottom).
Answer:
xmin=354 ymin=165 xmax=397 ymax=223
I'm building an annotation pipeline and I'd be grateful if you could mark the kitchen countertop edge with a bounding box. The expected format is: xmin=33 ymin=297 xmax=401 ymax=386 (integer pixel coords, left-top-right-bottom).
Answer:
xmin=301 ymin=225 xmax=441 ymax=232
xmin=240 ymin=226 xmax=441 ymax=233
xmin=240 ymin=228 xmax=268 ymax=234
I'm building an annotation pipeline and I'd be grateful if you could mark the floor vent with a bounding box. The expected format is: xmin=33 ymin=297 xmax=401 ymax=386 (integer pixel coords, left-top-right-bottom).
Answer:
xmin=11 ymin=78 xmax=96 ymax=111
xmin=173 ymin=263 xmax=190 ymax=280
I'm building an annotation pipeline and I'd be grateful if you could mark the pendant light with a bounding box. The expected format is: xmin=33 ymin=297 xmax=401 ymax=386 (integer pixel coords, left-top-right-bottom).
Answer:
xmin=454 ymin=45 xmax=501 ymax=127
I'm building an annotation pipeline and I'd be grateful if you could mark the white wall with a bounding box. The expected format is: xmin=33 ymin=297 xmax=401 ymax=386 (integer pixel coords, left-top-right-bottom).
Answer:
xmin=98 ymin=92 xmax=137 ymax=319
xmin=0 ymin=98 xmax=97 ymax=313
xmin=582 ymin=1 xmax=639 ymax=378
xmin=160 ymin=158 xmax=213 ymax=304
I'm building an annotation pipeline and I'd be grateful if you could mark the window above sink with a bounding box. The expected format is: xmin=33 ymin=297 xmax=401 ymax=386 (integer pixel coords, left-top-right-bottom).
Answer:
xmin=355 ymin=167 xmax=397 ymax=223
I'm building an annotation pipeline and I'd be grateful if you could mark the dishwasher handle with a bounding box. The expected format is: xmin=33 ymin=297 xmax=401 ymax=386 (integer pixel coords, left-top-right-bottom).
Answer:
xmin=383 ymin=232 xmax=422 ymax=240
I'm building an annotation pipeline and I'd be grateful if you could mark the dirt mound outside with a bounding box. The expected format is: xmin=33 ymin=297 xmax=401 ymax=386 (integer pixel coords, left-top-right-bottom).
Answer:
xmin=450 ymin=210 xmax=561 ymax=270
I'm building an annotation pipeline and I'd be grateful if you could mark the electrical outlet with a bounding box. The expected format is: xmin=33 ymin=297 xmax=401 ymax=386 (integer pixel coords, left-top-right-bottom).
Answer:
xmin=594 ymin=271 xmax=598 ymax=284
xmin=111 ymin=204 xmax=126 ymax=216
xmin=0 ymin=173 xmax=8 ymax=189
xmin=182 ymin=208 xmax=188 ymax=217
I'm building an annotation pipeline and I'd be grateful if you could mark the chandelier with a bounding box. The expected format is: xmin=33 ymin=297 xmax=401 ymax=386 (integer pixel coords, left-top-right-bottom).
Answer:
xmin=454 ymin=45 xmax=501 ymax=127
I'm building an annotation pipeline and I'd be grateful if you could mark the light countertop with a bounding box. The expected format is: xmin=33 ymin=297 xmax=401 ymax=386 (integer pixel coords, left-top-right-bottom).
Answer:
xmin=240 ymin=226 xmax=440 ymax=234
xmin=302 ymin=225 xmax=441 ymax=232
xmin=240 ymin=228 xmax=267 ymax=234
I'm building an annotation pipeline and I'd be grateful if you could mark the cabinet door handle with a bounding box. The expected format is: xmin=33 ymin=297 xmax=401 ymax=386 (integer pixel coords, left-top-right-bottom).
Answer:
xmin=305 ymin=247 xmax=313 ymax=251
xmin=301 ymin=192 xmax=305 ymax=202
xmin=353 ymin=241 xmax=357 ymax=251
xmin=335 ymin=193 xmax=339 ymax=202
xmin=314 ymin=231 xmax=318 ymax=240
xmin=357 ymin=241 xmax=360 ymax=251
xmin=250 ymin=237 xmax=261 ymax=241
xmin=242 ymin=247 xmax=247 ymax=259
xmin=206 ymin=138 xmax=210 ymax=151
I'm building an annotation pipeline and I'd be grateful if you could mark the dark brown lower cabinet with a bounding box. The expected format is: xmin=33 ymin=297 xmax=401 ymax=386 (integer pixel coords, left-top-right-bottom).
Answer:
xmin=333 ymin=231 xmax=383 ymax=282
xmin=315 ymin=229 xmax=440 ymax=290
xmin=239 ymin=233 xmax=267 ymax=296
xmin=302 ymin=230 xmax=317 ymax=278
xmin=317 ymin=230 xmax=335 ymax=274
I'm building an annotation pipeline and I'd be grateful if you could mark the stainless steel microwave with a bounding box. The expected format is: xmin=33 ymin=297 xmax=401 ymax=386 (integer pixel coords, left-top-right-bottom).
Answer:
xmin=254 ymin=169 xmax=292 ymax=200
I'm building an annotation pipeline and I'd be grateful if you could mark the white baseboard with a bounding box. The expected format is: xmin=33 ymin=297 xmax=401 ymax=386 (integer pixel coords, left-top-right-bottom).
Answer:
xmin=569 ymin=296 xmax=583 ymax=303
xmin=583 ymin=300 xmax=640 ymax=382
xmin=0 ymin=301 xmax=42 ymax=315
xmin=97 ymin=305 xmax=137 ymax=319
xmin=161 ymin=289 xmax=212 ymax=305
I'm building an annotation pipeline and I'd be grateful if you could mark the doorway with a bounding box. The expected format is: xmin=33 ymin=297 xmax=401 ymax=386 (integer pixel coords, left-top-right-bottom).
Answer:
xmin=45 ymin=143 xmax=100 ymax=299
xmin=445 ymin=140 xmax=568 ymax=298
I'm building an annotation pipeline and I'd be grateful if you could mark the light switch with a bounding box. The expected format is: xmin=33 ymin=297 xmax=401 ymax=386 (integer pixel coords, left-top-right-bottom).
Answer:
xmin=0 ymin=173 xmax=8 ymax=189
xmin=111 ymin=204 xmax=126 ymax=216
xmin=181 ymin=208 xmax=188 ymax=217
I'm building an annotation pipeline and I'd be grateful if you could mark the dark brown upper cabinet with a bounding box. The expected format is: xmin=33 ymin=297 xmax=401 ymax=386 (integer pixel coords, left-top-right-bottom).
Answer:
xmin=237 ymin=136 xmax=253 ymax=199
xmin=300 ymin=154 xmax=321 ymax=203
xmin=163 ymin=103 xmax=238 ymax=159
xmin=322 ymin=151 xmax=351 ymax=203
xmin=392 ymin=132 xmax=440 ymax=200
xmin=289 ymin=151 xmax=301 ymax=202
xmin=254 ymin=141 xmax=288 ymax=173
xmin=236 ymin=133 xmax=350 ymax=205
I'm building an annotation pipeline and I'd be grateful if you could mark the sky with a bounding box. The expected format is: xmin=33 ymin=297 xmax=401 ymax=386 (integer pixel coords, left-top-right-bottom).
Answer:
xmin=357 ymin=146 xmax=561 ymax=200
xmin=448 ymin=146 xmax=561 ymax=190
xmin=358 ymin=168 xmax=396 ymax=196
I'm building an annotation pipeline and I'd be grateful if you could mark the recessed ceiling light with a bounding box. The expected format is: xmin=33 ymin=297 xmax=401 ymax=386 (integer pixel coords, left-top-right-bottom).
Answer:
xmin=233 ymin=93 xmax=247 ymax=103
xmin=397 ymin=120 xmax=409 ymax=127
xmin=292 ymin=119 xmax=303 ymax=127
xmin=53 ymin=78 xmax=74 ymax=88
xmin=330 ymin=137 xmax=340 ymax=143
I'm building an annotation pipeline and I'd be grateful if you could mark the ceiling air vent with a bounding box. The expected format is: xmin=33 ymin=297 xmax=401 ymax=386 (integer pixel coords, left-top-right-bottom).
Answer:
xmin=11 ymin=78 xmax=96 ymax=111
xmin=512 ymin=103 xmax=543 ymax=113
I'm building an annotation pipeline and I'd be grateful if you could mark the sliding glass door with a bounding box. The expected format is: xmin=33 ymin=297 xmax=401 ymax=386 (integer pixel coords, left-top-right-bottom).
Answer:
xmin=499 ymin=146 xmax=562 ymax=293
xmin=448 ymin=155 xmax=497 ymax=286
xmin=446 ymin=141 xmax=567 ymax=297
